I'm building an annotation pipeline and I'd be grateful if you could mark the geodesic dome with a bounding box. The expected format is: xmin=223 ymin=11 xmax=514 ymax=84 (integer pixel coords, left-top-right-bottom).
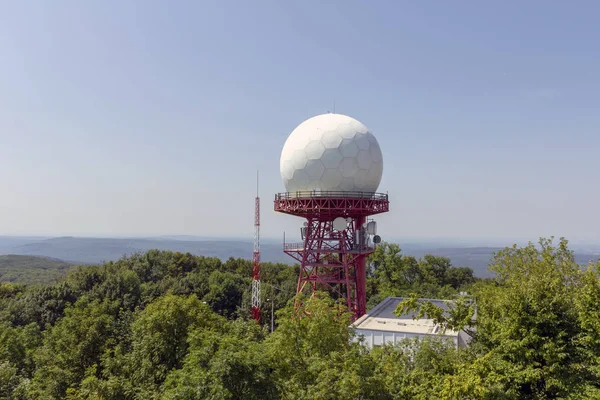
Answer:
xmin=280 ymin=113 xmax=383 ymax=193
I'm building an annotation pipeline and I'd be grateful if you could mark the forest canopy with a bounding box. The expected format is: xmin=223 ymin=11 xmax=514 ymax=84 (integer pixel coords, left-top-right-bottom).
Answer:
xmin=0 ymin=238 xmax=599 ymax=399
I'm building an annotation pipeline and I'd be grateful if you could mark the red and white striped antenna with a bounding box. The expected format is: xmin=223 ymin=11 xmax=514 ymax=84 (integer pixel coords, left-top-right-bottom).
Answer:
xmin=251 ymin=170 xmax=261 ymax=322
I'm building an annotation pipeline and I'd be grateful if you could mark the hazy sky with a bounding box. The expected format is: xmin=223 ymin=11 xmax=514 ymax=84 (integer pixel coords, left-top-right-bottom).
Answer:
xmin=1 ymin=1 xmax=599 ymax=243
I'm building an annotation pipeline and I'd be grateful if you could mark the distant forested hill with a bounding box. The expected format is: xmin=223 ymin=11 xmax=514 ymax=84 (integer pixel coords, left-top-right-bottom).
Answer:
xmin=2 ymin=237 xmax=598 ymax=279
xmin=4 ymin=237 xmax=291 ymax=265
xmin=403 ymin=247 xmax=599 ymax=277
xmin=0 ymin=236 xmax=51 ymax=252
xmin=0 ymin=255 xmax=73 ymax=285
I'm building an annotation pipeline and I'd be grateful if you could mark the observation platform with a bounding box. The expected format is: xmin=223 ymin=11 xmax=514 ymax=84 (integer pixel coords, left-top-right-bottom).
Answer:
xmin=274 ymin=191 xmax=389 ymax=218
xmin=283 ymin=241 xmax=375 ymax=255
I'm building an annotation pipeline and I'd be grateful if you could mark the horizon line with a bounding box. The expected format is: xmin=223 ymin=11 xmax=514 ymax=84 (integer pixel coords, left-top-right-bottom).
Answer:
xmin=0 ymin=233 xmax=598 ymax=246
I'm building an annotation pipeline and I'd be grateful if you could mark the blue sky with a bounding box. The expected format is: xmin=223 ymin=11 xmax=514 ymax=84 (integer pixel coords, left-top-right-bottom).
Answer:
xmin=0 ymin=1 xmax=599 ymax=244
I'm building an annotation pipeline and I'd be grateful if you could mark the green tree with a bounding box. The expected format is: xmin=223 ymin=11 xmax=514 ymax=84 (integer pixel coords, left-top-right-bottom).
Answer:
xmin=0 ymin=361 xmax=25 ymax=400
xmin=397 ymin=238 xmax=597 ymax=399
xmin=368 ymin=242 xmax=475 ymax=302
xmin=572 ymin=262 xmax=600 ymax=397
xmin=477 ymin=238 xmax=584 ymax=398
xmin=28 ymin=299 xmax=118 ymax=399
xmin=127 ymin=294 xmax=224 ymax=390
xmin=163 ymin=319 xmax=276 ymax=400
xmin=203 ymin=271 xmax=246 ymax=318
xmin=372 ymin=337 xmax=460 ymax=400
xmin=266 ymin=292 xmax=381 ymax=399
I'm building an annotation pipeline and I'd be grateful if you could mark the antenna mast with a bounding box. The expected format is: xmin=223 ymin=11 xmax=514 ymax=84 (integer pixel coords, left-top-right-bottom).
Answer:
xmin=251 ymin=171 xmax=261 ymax=322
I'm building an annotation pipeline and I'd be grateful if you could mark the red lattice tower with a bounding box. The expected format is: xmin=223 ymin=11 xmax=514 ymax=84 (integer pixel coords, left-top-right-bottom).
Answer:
xmin=251 ymin=172 xmax=261 ymax=322
xmin=274 ymin=190 xmax=389 ymax=320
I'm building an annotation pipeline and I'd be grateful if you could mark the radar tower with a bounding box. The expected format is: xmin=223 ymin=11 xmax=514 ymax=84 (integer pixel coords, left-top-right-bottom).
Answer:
xmin=275 ymin=113 xmax=388 ymax=321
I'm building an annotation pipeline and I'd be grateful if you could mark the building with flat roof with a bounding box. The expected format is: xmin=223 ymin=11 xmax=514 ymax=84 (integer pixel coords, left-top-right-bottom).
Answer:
xmin=351 ymin=296 xmax=473 ymax=349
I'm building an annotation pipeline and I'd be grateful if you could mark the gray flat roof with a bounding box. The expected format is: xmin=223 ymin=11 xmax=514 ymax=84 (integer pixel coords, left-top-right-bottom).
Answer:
xmin=352 ymin=297 xmax=459 ymax=337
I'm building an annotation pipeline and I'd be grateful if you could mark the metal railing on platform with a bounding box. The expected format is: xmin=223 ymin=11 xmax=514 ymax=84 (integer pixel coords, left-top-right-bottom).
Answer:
xmin=275 ymin=191 xmax=388 ymax=201
xmin=283 ymin=242 xmax=305 ymax=251
xmin=283 ymin=242 xmax=376 ymax=253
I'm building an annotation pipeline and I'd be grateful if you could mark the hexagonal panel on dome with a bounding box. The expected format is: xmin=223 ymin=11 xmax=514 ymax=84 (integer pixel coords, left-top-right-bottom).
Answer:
xmin=321 ymin=168 xmax=343 ymax=189
xmin=367 ymin=133 xmax=378 ymax=145
xmin=339 ymin=157 xmax=359 ymax=178
xmin=307 ymin=180 xmax=323 ymax=190
xmin=321 ymin=148 xmax=343 ymax=169
xmin=354 ymin=169 xmax=370 ymax=190
xmin=308 ymin=127 xmax=324 ymax=141
xmin=336 ymin=123 xmax=357 ymax=139
xmin=290 ymin=169 xmax=310 ymax=191
xmin=281 ymin=144 xmax=293 ymax=161
xmin=292 ymin=149 xmax=308 ymax=169
xmin=355 ymin=134 xmax=371 ymax=151
xmin=281 ymin=159 xmax=295 ymax=180
xmin=293 ymin=116 xmax=318 ymax=137
xmin=290 ymin=130 xmax=311 ymax=150
xmin=321 ymin=130 xmax=343 ymax=148
xmin=339 ymin=138 xmax=359 ymax=158
xmin=279 ymin=156 xmax=287 ymax=171
xmin=363 ymin=181 xmax=378 ymax=192
xmin=338 ymin=177 xmax=356 ymax=191
xmin=304 ymin=140 xmax=326 ymax=160
xmin=371 ymin=160 xmax=383 ymax=176
xmin=367 ymin=161 xmax=383 ymax=187
xmin=369 ymin=137 xmax=383 ymax=163
xmin=305 ymin=159 xmax=326 ymax=179
xmin=357 ymin=150 xmax=372 ymax=170
xmin=318 ymin=115 xmax=342 ymax=133
xmin=351 ymin=120 xmax=369 ymax=134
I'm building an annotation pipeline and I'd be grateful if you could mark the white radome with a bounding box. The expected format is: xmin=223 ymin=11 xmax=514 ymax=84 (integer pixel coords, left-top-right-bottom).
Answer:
xmin=280 ymin=113 xmax=383 ymax=193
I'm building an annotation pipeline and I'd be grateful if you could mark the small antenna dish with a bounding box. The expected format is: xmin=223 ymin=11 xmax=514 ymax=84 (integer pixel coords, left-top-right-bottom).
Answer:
xmin=373 ymin=235 xmax=382 ymax=244
xmin=333 ymin=217 xmax=347 ymax=231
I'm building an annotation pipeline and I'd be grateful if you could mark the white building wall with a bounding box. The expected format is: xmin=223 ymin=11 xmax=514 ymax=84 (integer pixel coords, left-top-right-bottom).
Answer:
xmin=354 ymin=329 xmax=458 ymax=349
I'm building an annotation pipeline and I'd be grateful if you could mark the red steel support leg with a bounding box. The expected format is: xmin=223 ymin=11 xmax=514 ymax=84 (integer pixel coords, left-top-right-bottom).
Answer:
xmin=354 ymin=215 xmax=367 ymax=319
